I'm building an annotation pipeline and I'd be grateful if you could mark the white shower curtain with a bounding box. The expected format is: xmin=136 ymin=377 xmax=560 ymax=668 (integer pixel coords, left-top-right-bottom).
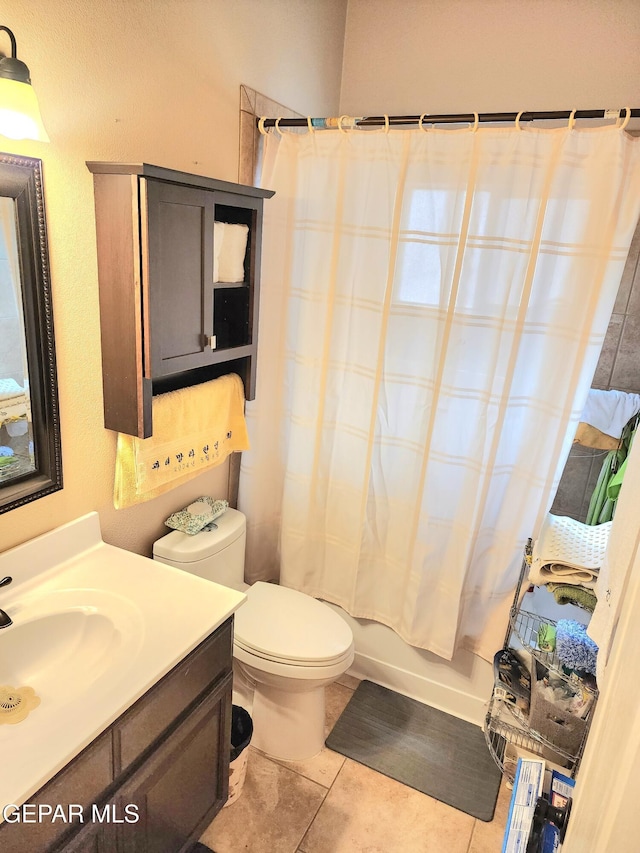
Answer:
xmin=239 ymin=122 xmax=640 ymax=661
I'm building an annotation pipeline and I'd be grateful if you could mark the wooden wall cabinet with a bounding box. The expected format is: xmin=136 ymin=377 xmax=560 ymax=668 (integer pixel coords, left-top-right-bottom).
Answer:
xmin=0 ymin=620 xmax=234 ymax=853
xmin=87 ymin=162 xmax=274 ymax=438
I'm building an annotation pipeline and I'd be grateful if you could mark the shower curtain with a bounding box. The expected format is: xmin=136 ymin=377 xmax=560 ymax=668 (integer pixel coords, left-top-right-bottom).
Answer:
xmin=239 ymin=122 xmax=640 ymax=661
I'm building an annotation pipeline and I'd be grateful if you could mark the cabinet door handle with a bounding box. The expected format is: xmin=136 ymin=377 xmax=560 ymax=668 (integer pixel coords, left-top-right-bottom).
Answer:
xmin=204 ymin=335 xmax=217 ymax=350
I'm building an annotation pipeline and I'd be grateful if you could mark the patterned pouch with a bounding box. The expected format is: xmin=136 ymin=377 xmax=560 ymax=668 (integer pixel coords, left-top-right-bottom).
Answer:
xmin=165 ymin=497 xmax=229 ymax=535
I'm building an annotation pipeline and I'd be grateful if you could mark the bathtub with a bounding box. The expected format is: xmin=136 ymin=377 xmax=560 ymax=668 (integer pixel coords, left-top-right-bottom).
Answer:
xmin=325 ymin=603 xmax=494 ymax=726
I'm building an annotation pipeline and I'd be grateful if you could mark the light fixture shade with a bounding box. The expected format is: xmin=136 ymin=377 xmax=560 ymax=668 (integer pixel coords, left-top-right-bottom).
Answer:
xmin=0 ymin=77 xmax=49 ymax=142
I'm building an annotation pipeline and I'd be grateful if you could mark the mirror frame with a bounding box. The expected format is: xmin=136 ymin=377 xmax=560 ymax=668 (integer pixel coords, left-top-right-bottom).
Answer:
xmin=0 ymin=151 xmax=61 ymax=513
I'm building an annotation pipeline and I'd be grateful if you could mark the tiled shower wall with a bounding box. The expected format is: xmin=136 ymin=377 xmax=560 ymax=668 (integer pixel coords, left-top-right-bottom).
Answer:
xmin=551 ymin=219 xmax=640 ymax=521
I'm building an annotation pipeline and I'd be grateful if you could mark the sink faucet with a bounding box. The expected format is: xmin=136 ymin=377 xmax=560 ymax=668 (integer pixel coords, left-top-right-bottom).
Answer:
xmin=0 ymin=576 xmax=13 ymax=628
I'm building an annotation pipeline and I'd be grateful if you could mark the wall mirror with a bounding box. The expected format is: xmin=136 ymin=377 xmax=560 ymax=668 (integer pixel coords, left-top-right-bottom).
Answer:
xmin=0 ymin=152 xmax=61 ymax=513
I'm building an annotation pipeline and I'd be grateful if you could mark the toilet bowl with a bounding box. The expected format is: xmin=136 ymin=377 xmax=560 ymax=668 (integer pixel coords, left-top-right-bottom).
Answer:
xmin=153 ymin=509 xmax=354 ymax=761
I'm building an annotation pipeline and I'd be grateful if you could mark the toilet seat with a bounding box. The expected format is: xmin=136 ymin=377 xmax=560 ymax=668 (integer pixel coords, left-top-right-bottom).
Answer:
xmin=234 ymin=640 xmax=354 ymax=669
xmin=233 ymin=582 xmax=354 ymax=667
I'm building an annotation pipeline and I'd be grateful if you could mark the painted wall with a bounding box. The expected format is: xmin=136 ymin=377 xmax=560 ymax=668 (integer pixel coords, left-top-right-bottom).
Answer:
xmin=0 ymin=0 xmax=347 ymax=556
xmin=340 ymin=0 xmax=640 ymax=117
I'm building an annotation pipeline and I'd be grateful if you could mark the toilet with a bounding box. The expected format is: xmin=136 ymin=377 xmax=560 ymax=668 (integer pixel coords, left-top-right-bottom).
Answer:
xmin=152 ymin=508 xmax=354 ymax=761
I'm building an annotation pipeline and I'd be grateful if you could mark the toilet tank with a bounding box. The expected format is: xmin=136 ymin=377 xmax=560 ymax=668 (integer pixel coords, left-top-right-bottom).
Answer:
xmin=152 ymin=508 xmax=247 ymax=591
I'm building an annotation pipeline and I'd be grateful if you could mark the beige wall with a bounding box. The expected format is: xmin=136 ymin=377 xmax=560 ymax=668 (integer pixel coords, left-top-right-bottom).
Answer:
xmin=0 ymin=0 xmax=347 ymax=556
xmin=340 ymin=0 xmax=640 ymax=116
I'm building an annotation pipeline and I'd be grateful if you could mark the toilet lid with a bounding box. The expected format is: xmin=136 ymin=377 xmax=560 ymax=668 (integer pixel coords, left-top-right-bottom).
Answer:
xmin=234 ymin=582 xmax=353 ymax=664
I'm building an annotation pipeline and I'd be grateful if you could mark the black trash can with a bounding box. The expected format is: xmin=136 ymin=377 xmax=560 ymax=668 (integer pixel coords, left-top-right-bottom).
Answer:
xmin=225 ymin=705 xmax=253 ymax=806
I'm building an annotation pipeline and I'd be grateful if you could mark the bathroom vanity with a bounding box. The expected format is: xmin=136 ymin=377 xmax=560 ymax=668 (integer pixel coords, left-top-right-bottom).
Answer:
xmin=1 ymin=623 xmax=232 ymax=853
xmin=0 ymin=514 xmax=246 ymax=852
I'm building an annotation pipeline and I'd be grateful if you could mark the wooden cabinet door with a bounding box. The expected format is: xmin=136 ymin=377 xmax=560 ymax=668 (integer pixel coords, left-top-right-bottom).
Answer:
xmin=0 ymin=730 xmax=114 ymax=853
xmin=58 ymin=821 xmax=117 ymax=853
xmin=144 ymin=179 xmax=215 ymax=377
xmin=116 ymin=673 xmax=232 ymax=853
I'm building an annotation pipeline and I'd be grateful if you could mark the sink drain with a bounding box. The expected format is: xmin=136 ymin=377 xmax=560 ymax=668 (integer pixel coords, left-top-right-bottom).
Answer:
xmin=0 ymin=686 xmax=40 ymax=724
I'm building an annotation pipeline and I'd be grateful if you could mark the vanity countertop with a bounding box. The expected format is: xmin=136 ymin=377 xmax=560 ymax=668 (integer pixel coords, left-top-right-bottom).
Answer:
xmin=0 ymin=512 xmax=245 ymax=816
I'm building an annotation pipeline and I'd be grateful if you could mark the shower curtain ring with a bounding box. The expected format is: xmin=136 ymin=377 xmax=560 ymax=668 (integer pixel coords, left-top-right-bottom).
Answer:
xmin=471 ymin=112 xmax=479 ymax=132
xmin=515 ymin=110 xmax=525 ymax=131
xmin=567 ymin=109 xmax=577 ymax=130
xmin=307 ymin=116 xmax=315 ymax=133
xmin=618 ymin=107 xmax=632 ymax=130
xmin=384 ymin=114 xmax=390 ymax=133
xmin=338 ymin=115 xmax=350 ymax=133
xmin=419 ymin=113 xmax=429 ymax=132
xmin=274 ymin=117 xmax=283 ymax=136
xmin=258 ymin=116 xmax=267 ymax=135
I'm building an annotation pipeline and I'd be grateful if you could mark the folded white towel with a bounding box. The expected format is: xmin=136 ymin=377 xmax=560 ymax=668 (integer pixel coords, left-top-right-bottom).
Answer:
xmin=528 ymin=563 xmax=598 ymax=587
xmin=213 ymin=220 xmax=225 ymax=284
xmin=579 ymin=389 xmax=640 ymax=438
xmin=214 ymin=221 xmax=248 ymax=283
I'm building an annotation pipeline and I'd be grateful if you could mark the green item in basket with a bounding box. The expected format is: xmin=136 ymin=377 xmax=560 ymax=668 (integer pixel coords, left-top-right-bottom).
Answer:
xmin=547 ymin=582 xmax=597 ymax=613
xmin=537 ymin=622 xmax=556 ymax=652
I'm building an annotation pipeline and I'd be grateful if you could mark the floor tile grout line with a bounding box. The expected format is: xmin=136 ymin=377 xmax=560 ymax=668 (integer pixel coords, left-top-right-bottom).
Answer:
xmin=466 ymin=818 xmax=477 ymax=853
xmin=297 ymin=750 xmax=354 ymax=853
xmin=248 ymin=743 xmax=349 ymax=853
xmin=295 ymin=776 xmax=333 ymax=853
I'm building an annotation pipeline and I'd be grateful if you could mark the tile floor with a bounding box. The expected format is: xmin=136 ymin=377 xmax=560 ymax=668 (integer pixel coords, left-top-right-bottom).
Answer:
xmin=200 ymin=676 xmax=509 ymax=853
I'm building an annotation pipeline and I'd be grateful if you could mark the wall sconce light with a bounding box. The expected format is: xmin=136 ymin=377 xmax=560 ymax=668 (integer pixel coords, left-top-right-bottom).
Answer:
xmin=0 ymin=25 xmax=49 ymax=142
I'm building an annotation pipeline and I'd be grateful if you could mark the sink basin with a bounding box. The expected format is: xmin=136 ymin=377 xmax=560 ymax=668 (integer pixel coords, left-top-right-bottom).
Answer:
xmin=0 ymin=590 xmax=143 ymax=711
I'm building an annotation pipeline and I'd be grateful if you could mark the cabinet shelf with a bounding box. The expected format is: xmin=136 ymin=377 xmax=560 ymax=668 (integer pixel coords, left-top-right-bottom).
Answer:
xmin=490 ymin=691 xmax=583 ymax=763
xmin=212 ymin=281 xmax=249 ymax=290
xmin=509 ymin=607 xmax=598 ymax=696
xmin=484 ymin=696 xmax=545 ymax=782
xmin=205 ymin=344 xmax=254 ymax=362
xmin=87 ymin=161 xmax=274 ymax=437
xmin=485 ymin=693 xmax=586 ymax=786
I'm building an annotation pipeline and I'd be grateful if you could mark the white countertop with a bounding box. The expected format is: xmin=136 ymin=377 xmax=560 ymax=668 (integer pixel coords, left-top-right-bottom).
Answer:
xmin=0 ymin=512 xmax=245 ymax=816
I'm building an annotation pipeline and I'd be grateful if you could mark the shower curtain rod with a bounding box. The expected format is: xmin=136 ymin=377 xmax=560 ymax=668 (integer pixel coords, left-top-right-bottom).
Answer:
xmin=258 ymin=108 xmax=640 ymax=129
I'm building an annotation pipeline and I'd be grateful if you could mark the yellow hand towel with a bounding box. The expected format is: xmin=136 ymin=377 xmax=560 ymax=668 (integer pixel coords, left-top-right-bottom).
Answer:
xmin=114 ymin=373 xmax=249 ymax=509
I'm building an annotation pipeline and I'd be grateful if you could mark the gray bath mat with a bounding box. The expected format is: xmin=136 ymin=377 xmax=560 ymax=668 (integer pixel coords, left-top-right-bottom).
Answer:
xmin=325 ymin=680 xmax=501 ymax=821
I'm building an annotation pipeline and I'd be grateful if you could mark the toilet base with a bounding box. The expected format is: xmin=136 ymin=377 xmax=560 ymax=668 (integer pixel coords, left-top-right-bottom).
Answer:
xmin=251 ymin=682 xmax=326 ymax=762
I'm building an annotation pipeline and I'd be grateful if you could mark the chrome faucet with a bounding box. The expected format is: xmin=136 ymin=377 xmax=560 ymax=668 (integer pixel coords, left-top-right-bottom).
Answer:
xmin=0 ymin=576 xmax=13 ymax=628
